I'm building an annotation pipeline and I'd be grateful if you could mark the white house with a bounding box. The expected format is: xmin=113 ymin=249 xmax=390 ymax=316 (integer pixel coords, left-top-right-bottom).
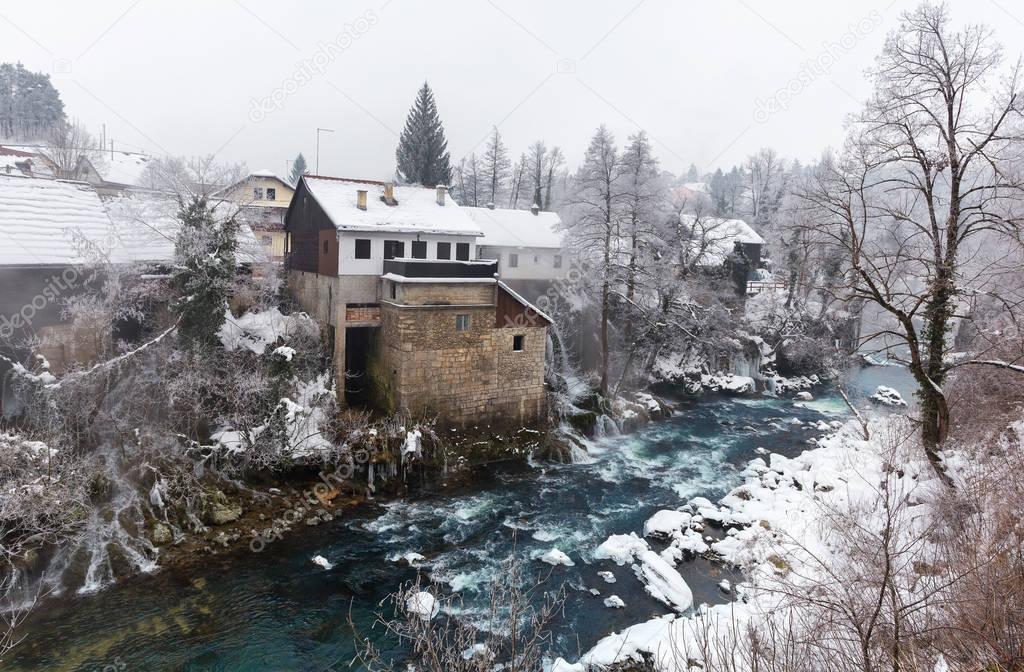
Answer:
xmin=679 ymin=213 xmax=765 ymax=267
xmin=462 ymin=206 xmax=565 ymax=281
xmin=286 ymin=176 xmax=484 ymax=305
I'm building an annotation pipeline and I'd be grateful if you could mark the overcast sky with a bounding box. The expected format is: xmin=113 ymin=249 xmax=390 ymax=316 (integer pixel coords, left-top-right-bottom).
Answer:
xmin=3 ymin=0 xmax=1023 ymax=180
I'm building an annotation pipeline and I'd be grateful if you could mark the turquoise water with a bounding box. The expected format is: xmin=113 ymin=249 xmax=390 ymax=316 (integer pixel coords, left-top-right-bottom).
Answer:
xmin=6 ymin=369 xmax=909 ymax=671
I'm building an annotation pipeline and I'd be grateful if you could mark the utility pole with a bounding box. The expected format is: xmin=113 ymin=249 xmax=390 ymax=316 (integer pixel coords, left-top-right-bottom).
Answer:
xmin=316 ymin=127 xmax=334 ymax=175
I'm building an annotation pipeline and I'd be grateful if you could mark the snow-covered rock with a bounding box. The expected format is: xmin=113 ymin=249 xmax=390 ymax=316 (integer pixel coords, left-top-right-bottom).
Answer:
xmin=603 ymin=595 xmax=626 ymax=608
xmin=311 ymin=555 xmax=334 ymax=570
xmin=643 ymin=509 xmax=692 ymax=537
xmin=597 ymin=570 xmax=617 ymax=584
xmin=538 ymin=548 xmax=575 ymax=566
xmin=594 ymin=532 xmax=649 ymax=565
xmin=633 ymin=550 xmax=694 ymax=612
xmin=795 ymin=391 xmax=813 ymax=401
xmin=406 ymin=591 xmax=440 ymax=619
xmin=870 ymin=385 xmax=908 ymax=407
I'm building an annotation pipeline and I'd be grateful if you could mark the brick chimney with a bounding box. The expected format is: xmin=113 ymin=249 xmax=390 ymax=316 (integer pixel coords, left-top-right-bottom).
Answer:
xmin=530 ymin=203 xmax=540 ymax=216
xmin=436 ymin=185 xmax=447 ymax=206
xmin=486 ymin=201 xmax=495 ymax=210
xmin=383 ymin=182 xmax=395 ymax=205
xmin=357 ymin=189 xmax=367 ymax=210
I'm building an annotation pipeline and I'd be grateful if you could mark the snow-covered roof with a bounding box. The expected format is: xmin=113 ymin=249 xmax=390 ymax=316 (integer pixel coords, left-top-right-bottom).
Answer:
xmin=105 ymin=193 xmax=268 ymax=264
xmin=0 ymin=176 xmax=267 ymax=268
xmin=250 ymin=168 xmax=292 ymax=185
xmin=680 ymin=214 xmax=765 ymax=266
xmin=462 ymin=206 xmax=563 ymax=249
xmin=0 ymin=174 xmax=116 ymax=266
xmin=0 ymin=146 xmax=54 ymax=179
xmin=1 ymin=145 xmax=153 ymax=187
xmin=96 ymin=150 xmax=153 ymax=187
xmin=301 ymin=176 xmax=482 ymax=237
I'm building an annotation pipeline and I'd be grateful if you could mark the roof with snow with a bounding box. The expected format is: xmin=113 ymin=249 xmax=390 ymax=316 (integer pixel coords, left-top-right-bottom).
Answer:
xmin=96 ymin=150 xmax=153 ymax=187
xmin=299 ymin=176 xmax=483 ymax=237
xmin=104 ymin=193 xmax=268 ymax=264
xmin=0 ymin=174 xmax=117 ymax=266
xmin=0 ymin=146 xmax=53 ymax=179
xmin=462 ymin=206 xmax=563 ymax=249
xmin=250 ymin=168 xmax=292 ymax=185
xmin=1 ymin=145 xmax=153 ymax=187
xmin=680 ymin=214 xmax=765 ymax=266
xmin=0 ymin=176 xmax=267 ymax=268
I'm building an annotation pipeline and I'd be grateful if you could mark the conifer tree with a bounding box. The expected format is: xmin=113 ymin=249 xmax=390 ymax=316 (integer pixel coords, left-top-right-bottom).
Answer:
xmin=171 ymin=196 xmax=239 ymax=348
xmin=395 ymin=82 xmax=452 ymax=187
xmin=288 ymin=153 xmax=308 ymax=185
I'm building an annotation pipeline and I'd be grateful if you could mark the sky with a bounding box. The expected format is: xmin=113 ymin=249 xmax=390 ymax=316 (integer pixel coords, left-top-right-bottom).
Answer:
xmin=2 ymin=0 xmax=1023 ymax=181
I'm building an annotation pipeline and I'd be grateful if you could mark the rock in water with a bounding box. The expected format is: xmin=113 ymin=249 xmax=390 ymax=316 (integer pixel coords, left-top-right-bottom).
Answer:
xmin=869 ymin=385 xmax=908 ymax=407
xmin=538 ymin=548 xmax=575 ymax=566
xmin=312 ymin=555 xmax=334 ymax=570
xmin=603 ymin=595 xmax=625 ymax=608
xmin=406 ymin=591 xmax=439 ymax=619
xmin=795 ymin=391 xmax=813 ymax=401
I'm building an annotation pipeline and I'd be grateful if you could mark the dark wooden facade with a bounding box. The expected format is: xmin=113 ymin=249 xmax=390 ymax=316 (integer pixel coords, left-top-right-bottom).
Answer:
xmin=285 ymin=178 xmax=340 ymax=275
xmin=496 ymin=284 xmax=550 ymax=329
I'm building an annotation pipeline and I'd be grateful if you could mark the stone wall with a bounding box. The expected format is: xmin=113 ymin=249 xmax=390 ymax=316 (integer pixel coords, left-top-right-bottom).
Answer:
xmin=390 ymin=280 xmax=496 ymax=307
xmin=372 ymin=301 xmax=547 ymax=427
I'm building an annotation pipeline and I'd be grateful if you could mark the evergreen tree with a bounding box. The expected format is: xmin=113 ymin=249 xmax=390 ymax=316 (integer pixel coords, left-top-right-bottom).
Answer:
xmin=685 ymin=163 xmax=700 ymax=183
xmin=0 ymin=63 xmax=66 ymax=140
xmin=288 ymin=153 xmax=308 ymax=185
xmin=171 ymin=196 xmax=239 ymax=348
xmin=395 ymin=82 xmax=452 ymax=187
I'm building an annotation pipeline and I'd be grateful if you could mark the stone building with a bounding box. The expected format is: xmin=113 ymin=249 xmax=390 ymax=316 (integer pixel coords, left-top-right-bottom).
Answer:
xmin=284 ymin=175 xmax=551 ymax=427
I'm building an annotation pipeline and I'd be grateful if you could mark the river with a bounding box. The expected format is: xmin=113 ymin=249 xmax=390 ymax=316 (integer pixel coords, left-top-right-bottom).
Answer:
xmin=5 ymin=367 xmax=913 ymax=671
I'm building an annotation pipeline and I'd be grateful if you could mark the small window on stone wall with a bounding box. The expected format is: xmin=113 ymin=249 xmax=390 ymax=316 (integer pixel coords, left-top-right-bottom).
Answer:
xmin=455 ymin=314 xmax=470 ymax=332
xmin=513 ymin=334 xmax=524 ymax=351
xmin=390 ymin=282 xmax=397 ymax=300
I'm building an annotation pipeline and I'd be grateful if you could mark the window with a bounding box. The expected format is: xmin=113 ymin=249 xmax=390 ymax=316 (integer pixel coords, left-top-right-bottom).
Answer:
xmin=390 ymin=282 xmax=397 ymax=300
xmin=456 ymin=242 xmax=470 ymax=261
xmin=384 ymin=240 xmax=405 ymax=259
xmin=323 ymin=240 xmax=329 ymax=255
xmin=436 ymin=242 xmax=451 ymax=260
xmin=455 ymin=314 xmax=470 ymax=332
xmin=411 ymin=240 xmax=427 ymax=259
xmin=534 ymin=255 xmax=540 ymax=264
xmin=253 ymin=187 xmax=264 ymax=200
xmin=553 ymin=254 xmax=563 ymax=269
xmin=260 ymin=235 xmax=272 ymax=246
xmin=513 ymin=335 xmax=524 ymax=351
xmin=508 ymin=253 xmax=519 ymax=268
xmin=266 ymin=187 xmax=276 ymax=201
xmin=354 ymin=239 xmax=371 ymax=259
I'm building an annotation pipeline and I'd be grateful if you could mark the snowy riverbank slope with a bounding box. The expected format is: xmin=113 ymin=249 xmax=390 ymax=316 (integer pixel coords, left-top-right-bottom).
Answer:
xmin=552 ymin=413 xmax=985 ymax=671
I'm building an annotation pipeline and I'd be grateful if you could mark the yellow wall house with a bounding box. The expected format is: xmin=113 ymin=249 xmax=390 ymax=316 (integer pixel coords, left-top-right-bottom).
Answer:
xmin=219 ymin=170 xmax=295 ymax=262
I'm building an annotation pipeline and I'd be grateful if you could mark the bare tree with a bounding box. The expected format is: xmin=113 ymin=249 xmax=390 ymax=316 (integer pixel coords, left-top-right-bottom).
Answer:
xmin=565 ymin=125 xmax=624 ymax=397
xmin=799 ymin=3 xmax=1024 ymax=484
xmin=44 ymin=118 xmax=106 ymax=180
xmin=351 ymin=556 xmax=567 ymax=672
xmin=481 ymin=126 xmax=511 ymax=207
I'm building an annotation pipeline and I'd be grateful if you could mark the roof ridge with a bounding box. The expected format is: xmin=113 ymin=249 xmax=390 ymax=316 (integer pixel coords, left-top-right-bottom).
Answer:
xmin=306 ymin=175 xmax=389 ymax=186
